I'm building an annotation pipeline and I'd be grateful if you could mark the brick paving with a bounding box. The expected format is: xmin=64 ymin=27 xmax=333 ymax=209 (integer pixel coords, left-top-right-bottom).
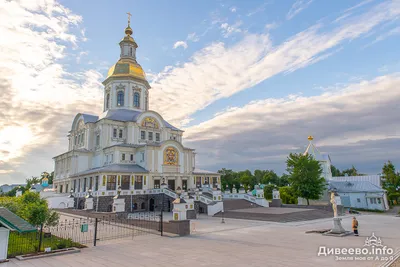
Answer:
xmin=4 ymin=214 xmax=400 ymax=267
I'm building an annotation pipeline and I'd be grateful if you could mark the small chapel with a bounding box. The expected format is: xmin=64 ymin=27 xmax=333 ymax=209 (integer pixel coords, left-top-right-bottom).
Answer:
xmin=52 ymin=18 xmax=221 ymax=211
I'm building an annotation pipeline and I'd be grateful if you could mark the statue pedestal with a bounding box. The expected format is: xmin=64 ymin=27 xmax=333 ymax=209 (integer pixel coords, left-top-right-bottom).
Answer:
xmin=330 ymin=217 xmax=345 ymax=234
xmin=84 ymin=198 xmax=93 ymax=210
xmin=323 ymin=217 xmax=352 ymax=237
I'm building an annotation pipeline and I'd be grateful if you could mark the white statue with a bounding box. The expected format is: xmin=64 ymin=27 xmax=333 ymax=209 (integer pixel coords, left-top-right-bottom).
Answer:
xmin=330 ymin=192 xmax=338 ymax=218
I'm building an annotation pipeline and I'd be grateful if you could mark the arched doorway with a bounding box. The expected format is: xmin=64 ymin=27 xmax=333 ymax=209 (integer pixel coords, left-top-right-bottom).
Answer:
xmin=107 ymin=203 xmax=113 ymax=212
xmin=141 ymin=202 xmax=145 ymax=210
xmin=149 ymin=198 xmax=155 ymax=211
xmin=78 ymin=200 xmax=85 ymax=210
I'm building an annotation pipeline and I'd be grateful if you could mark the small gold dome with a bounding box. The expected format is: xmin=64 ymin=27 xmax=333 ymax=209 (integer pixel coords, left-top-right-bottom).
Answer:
xmin=106 ymin=59 xmax=147 ymax=81
xmin=125 ymin=25 xmax=133 ymax=36
xmin=308 ymin=135 xmax=314 ymax=141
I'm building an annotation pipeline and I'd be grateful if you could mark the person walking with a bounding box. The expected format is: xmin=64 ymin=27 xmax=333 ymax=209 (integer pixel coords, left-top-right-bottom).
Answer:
xmin=352 ymin=217 xmax=359 ymax=236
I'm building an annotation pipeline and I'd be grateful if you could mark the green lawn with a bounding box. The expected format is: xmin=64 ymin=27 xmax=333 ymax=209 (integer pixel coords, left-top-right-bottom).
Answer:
xmin=8 ymin=231 xmax=83 ymax=258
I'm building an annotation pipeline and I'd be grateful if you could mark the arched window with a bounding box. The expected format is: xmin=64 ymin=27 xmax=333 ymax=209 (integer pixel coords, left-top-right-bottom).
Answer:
xmin=130 ymin=47 xmax=133 ymax=56
xmin=117 ymin=91 xmax=124 ymax=107
xmin=145 ymin=96 xmax=148 ymax=110
xmin=106 ymin=93 xmax=110 ymax=109
xmin=134 ymin=92 xmax=140 ymax=107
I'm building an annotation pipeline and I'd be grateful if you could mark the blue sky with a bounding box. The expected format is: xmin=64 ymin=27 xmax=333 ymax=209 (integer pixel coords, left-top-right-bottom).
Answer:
xmin=1 ymin=0 xmax=400 ymax=184
xmin=59 ymin=0 xmax=400 ymax=126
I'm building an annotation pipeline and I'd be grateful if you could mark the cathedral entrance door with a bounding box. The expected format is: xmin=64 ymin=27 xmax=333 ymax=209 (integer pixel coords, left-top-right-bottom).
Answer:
xmin=149 ymin=198 xmax=155 ymax=211
xmin=168 ymin=179 xmax=175 ymax=190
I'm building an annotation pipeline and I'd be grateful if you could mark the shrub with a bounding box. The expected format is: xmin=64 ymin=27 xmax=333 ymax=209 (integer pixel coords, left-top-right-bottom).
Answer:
xmin=279 ymin=186 xmax=298 ymax=204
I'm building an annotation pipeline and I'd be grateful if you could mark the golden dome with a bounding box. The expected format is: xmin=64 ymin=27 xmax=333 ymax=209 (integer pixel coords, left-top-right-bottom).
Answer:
xmin=106 ymin=59 xmax=147 ymax=81
xmin=125 ymin=25 xmax=133 ymax=36
xmin=308 ymin=135 xmax=314 ymax=141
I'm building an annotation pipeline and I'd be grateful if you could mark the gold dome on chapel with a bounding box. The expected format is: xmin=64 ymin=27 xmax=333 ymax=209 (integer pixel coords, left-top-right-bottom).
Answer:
xmin=106 ymin=59 xmax=147 ymax=81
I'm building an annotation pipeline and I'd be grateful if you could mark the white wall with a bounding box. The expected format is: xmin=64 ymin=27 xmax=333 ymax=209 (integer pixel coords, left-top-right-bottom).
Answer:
xmin=207 ymin=201 xmax=224 ymax=216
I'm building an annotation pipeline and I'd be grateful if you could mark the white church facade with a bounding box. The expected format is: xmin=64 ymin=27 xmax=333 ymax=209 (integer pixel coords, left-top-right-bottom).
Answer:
xmin=52 ymin=21 xmax=221 ymax=208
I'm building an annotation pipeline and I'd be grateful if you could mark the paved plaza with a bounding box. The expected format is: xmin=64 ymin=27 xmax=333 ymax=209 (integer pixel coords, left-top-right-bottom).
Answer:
xmin=4 ymin=213 xmax=400 ymax=267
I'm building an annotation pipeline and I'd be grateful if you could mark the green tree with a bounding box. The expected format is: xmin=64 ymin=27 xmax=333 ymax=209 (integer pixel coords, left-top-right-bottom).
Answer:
xmin=341 ymin=165 xmax=364 ymax=176
xmin=286 ymin=153 xmax=325 ymax=205
xmin=0 ymin=192 xmax=59 ymax=227
xmin=239 ymin=172 xmax=252 ymax=191
xmin=263 ymin=184 xmax=277 ymax=200
xmin=261 ymin=170 xmax=279 ymax=185
xmin=382 ymin=161 xmax=400 ymax=195
xmin=331 ymin=165 xmax=342 ymax=176
xmin=279 ymin=186 xmax=298 ymax=204
xmin=278 ymin=173 xmax=290 ymax=187
xmin=218 ymin=168 xmax=239 ymax=191
xmin=25 ymin=176 xmax=40 ymax=190
xmin=5 ymin=186 xmax=26 ymax=197
xmin=253 ymin=170 xmax=265 ymax=184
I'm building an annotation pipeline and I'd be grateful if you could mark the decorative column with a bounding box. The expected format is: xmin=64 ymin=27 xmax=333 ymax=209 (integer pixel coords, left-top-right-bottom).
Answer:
xmin=84 ymin=189 xmax=94 ymax=210
xmin=224 ymin=184 xmax=231 ymax=194
xmin=238 ymin=184 xmax=245 ymax=194
xmin=172 ymin=199 xmax=187 ymax=220
xmin=113 ymin=187 xmax=125 ymax=213
xmin=212 ymin=188 xmax=222 ymax=202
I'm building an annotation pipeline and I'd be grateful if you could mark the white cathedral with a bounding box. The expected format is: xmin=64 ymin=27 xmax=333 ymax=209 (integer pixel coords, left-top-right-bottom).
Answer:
xmin=53 ymin=21 xmax=221 ymax=200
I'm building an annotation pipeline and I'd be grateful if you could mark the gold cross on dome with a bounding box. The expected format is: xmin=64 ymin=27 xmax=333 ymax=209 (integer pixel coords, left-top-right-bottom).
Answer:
xmin=127 ymin=12 xmax=132 ymax=24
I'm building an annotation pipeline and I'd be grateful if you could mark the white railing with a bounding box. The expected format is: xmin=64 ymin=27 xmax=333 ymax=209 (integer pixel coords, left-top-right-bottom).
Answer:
xmin=199 ymin=194 xmax=214 ymax=205
xmin=202 ymin=186 xmax=213 ymax=194
xmin=223 ymin=193 xmax=257 ymax=203
xmin=162 ymin=188 xmax=178 ymax=199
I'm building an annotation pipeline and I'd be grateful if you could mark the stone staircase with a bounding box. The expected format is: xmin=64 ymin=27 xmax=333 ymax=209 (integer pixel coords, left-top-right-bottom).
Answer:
xmin=223 ymin=199 xmax=261 ymax=211
xmin=214 ymin=208 xmax=332 ymax=223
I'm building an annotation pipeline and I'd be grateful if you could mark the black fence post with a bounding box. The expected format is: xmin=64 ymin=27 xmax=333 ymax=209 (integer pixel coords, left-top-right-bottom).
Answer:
xmin=38 ymin=224 xmax=43 ymax=252
xmin=160 ymin=211 xmax=163 ymax=236
xmin=94 ymin=218 xmax=98 ymax=247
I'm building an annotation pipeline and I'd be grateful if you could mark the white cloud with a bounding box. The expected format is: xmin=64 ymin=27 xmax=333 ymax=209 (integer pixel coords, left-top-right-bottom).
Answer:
xmin=0 ymin=0 xmax=103 ymax=184
xmin=187 ymin=32 xmax=200 ymax=42
xmin=230 ymin=7 xmax=237 ymax=13
xmin=286 ymin=0 xmax=313 ymax=20
xmin=247 ymin=2 xmax=269 ymax=17
xmin=150 ymin=1 xmax=400 ymax=128
xmin=76 ymin=51 xmax=88 ymax=63
xmin=173 ymin=41 xmax=188 ymax=49
xmin=265 ymin=22 xmax=279 ymax=32
xmin=343 ymin=0 xmax=375 ymax=13
xmin=220 ymin=21 xmax=243 ymax=38
xmin=372 ymin=26 xmax=400 ymax=43
xmin=184 ymin=74 xmax=400 ymax=173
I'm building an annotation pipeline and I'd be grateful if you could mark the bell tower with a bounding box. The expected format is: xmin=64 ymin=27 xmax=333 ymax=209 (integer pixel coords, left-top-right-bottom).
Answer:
xmin=102 ymin=13 xmax=150 ymax=113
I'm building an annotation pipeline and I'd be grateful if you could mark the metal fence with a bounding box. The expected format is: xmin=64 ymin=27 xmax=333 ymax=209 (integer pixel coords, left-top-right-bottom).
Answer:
xmin=7 ymin=211 xmax=163 ymax=258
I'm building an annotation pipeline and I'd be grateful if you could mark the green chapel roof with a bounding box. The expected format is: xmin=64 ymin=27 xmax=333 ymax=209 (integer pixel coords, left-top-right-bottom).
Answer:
xmin=0 ymin=207 xmax=37 ymax=233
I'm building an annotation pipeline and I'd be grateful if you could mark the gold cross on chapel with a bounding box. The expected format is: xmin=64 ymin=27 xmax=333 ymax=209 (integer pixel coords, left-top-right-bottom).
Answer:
xmin=127 ymin=12 xmax=132 ymax=25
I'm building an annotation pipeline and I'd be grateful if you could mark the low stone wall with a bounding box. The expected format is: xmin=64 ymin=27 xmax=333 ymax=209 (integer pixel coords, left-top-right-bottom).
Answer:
xmin=282 ymin=204 xmax=333 ymax=211
xmin=73 ymin=194 xmax=175 ymax=213
xmin=186 ymin=210 xmax=196 ymax=219
xmin=164 ymin=220 xmax=190 ymax=236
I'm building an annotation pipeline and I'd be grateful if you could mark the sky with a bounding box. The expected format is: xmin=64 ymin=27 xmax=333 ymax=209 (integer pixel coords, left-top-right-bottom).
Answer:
xmin=1 ymin=0 xmax=400 ymax=184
